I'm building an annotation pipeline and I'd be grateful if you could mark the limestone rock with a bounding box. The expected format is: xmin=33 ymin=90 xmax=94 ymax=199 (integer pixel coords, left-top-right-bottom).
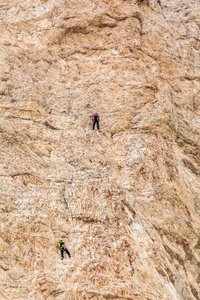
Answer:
xmin=0 ymin=0 xmax=200 ymax=299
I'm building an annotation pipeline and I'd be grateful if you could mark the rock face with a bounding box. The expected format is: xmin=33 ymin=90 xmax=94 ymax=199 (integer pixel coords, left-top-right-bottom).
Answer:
xmin=0 ymin=0 xmax=200 ymax=299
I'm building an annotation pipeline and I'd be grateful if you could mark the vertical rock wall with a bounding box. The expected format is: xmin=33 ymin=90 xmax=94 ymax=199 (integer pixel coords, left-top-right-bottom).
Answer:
xmin=0 ymin=0 xmax=200 ymax=299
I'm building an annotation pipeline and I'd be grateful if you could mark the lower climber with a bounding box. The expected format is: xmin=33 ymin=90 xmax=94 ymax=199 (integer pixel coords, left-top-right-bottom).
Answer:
xmin=92 ymin=113 xmax=100 ymax=130
xmin=58 ymin=238 xmax=71 ymax=260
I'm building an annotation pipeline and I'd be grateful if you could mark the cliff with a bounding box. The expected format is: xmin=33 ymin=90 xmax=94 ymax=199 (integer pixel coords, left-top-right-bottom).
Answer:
xmin=0 ymin=0 xmax=200 ymax=299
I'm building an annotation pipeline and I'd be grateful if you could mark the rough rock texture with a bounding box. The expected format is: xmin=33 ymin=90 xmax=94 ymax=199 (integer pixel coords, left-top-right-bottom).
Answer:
xmin=0 ymin=0 xmax=200 ymax=299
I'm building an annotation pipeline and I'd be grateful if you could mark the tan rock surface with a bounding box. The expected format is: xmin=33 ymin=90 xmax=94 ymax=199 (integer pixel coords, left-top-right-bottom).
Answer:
xmin=0 ymin=0 xmax=200 ymax=299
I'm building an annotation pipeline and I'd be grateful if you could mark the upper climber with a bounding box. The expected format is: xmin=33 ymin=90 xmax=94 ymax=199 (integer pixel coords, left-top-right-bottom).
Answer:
xmin=92 ymin=113 xmax=100 ymax=130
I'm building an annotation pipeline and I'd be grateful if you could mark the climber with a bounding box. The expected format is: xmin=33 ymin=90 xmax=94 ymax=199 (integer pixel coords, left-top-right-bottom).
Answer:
xmin=92 ymin=113 xmax=100 ymax=130
xmin=58 ymin=238 xmax=71 ymax=260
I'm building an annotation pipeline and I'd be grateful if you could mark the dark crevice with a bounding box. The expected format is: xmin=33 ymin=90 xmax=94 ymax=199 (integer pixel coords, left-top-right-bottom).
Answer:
xmin=43 ymin=121 xmax=60 ymax=130
xmin=121 ymin=199 xmax=136 ymax=217
xmin=182 ymin=159 xmax=200 ymax=176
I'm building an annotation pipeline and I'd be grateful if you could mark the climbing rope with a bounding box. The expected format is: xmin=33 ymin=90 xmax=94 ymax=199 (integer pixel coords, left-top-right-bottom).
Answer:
xmin=60 ymin=130 xmax=76 ymax=228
